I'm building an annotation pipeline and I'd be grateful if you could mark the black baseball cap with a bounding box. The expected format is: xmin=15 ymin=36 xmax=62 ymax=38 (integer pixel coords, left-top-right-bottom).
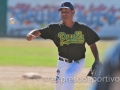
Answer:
xmin=58 ymin=1 xmax=74 ymax=11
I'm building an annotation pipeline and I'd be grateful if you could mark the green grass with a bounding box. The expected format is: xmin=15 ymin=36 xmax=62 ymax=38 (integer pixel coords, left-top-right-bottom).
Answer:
xmin=0 ymin=87 xmax=53 ymax=90
xmin=0 ymin=38 xmax=113 ymax=67
xmin=0 ymin=80 xmax=89 ymax=90
xmin=0 ymin=82 xmax=88 ymax=90
xmin=0 ymin=85 xmax=54 ymax=90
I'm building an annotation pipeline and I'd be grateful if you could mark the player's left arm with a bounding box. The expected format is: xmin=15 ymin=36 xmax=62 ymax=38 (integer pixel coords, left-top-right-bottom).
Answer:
xmin=89 ymin=43 xmax=99 ymax=62
xmin=87 ymin=43 xmax=103 ymax=78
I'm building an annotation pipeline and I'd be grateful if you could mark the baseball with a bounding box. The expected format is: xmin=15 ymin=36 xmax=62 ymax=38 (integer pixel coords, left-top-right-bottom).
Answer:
xmin=9 ymin=18 xmax=15 ymax=24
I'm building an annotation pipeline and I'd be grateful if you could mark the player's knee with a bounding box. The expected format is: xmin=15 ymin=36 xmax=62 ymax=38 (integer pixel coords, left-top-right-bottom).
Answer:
xmin=64 ymin=71 xmax=74 ymax=78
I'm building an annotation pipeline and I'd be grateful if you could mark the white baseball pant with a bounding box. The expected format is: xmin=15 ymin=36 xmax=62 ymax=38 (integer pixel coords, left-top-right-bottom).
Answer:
xmin=55 ymin=57 xmax=85 ymax=90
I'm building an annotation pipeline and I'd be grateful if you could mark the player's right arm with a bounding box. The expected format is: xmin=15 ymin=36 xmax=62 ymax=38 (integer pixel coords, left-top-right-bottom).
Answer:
xmin=26 ymin=29 xmax=41 ymax=41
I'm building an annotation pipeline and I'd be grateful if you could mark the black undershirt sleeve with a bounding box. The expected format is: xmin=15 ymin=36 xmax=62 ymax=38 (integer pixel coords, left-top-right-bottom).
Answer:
xmin=84 ymin=26 xmax=100 ymax=45
xmin=38 ymin=24 xmax=54 ymax=40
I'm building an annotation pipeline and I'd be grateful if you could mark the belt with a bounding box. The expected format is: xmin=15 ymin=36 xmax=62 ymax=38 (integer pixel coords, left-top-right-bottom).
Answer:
xmin=59 ymin=57 xmax=74 ymax=63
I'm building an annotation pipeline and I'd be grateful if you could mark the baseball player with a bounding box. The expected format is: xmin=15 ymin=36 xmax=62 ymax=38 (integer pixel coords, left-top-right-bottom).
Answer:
xmin=26 ymin=1 xmax=100 ymax=90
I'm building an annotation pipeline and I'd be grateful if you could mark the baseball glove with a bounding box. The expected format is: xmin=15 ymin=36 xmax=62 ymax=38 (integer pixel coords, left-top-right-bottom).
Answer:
xmin=87 ymin=61 xmax=102 ymax=78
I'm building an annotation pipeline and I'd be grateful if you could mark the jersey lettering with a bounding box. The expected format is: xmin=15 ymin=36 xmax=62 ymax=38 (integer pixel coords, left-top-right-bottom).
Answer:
xmin=58 ymin=31 xmax=84 ymax=46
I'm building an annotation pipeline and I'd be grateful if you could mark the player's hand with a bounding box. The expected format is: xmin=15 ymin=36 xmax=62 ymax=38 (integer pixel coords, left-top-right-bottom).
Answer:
xmin=87 ymin=61 xmax=102 ymax=78
xmin=26 ymin=34 xmax=36 ymax=41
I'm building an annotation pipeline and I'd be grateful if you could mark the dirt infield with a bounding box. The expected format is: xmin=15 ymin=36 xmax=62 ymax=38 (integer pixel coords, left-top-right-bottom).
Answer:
xmin=0 ymin=66 xmax=91 ymax=90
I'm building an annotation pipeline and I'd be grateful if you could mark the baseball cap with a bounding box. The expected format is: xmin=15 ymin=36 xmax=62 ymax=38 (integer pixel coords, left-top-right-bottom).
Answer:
xmin=58 ymin=1 xmax=74 ymax=11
